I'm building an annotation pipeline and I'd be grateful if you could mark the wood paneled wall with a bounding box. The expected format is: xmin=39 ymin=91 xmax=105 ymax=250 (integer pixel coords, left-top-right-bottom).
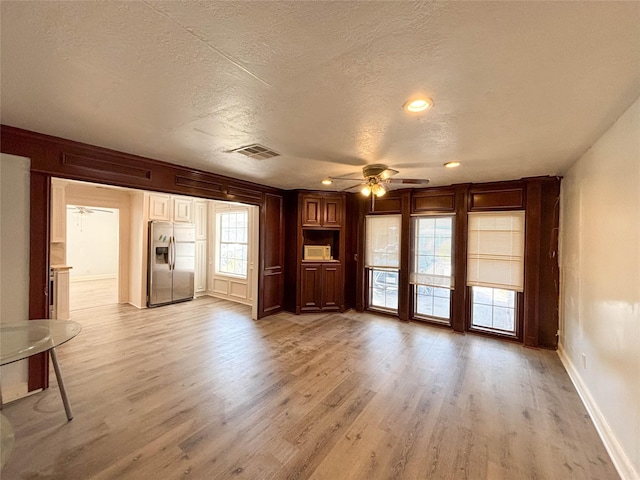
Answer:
xmin=356 ymin=177 xmax=561 ymax=348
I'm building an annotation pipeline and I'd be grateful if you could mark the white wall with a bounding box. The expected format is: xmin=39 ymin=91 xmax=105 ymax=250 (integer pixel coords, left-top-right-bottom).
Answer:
xmin=67 ymin=207 xmax=119 ymax=280
xmin=0 ymin=154 xmax=31 ymax=401
xmin=64 ymin=180 xmax=132 ymax=304
xmin=559 ymin=96 xmax=640 ymax=480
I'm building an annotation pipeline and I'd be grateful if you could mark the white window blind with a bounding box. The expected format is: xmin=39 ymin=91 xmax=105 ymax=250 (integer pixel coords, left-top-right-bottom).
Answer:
xmin=410 ymin=216 xmax=454 ymax=289
xmin=467 ymin=211 xmax=525 ymax=292
xmin=365 ymin=215 xmax=401 ymax=269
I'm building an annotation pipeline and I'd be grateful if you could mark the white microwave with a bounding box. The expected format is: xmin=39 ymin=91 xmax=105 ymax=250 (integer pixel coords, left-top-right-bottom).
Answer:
xmin=304 ymin=245 xmax=332 ymax=261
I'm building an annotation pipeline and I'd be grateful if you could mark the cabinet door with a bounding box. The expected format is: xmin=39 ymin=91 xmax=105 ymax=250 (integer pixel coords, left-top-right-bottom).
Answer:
xmin=194 ymin=200 xmax=208 ymax=240
xmin=301 ymin=195 xmax=323 ymax=227
xmin=149 ymin=193 xmax=171 ymax=221
xmin=195 ymin=240 xmax=207 ymax=293
xmin=300 ymin=263 xmax=322 ymax=311
xmin=323 ymin=196 xmax=343 ymax=228
xmin=321 ymin=263 xmax=342 ymax=310
xmin=50 ymin=184 xmax=67 ymax=243
xmin=173 ymin=196 xmax=193 ymax=223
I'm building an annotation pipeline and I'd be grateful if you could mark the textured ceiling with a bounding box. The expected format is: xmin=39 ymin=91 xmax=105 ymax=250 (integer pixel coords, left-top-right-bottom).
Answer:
xmin=2 ymin=1 xmax=639 ymax=191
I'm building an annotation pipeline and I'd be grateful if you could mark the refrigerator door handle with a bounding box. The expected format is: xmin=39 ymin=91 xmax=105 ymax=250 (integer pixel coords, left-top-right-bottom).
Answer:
xmin=169 ymin=236 xmax=175 ymax=271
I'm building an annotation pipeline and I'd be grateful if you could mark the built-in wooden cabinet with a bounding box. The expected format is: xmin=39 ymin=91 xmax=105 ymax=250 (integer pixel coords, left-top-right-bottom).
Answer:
xmin=194 ymin=199 xmax=208 ymax=294
xmin=300 ymin=263 xmax=322 ymax=311
xmin=148 ymin=193 xmax=194 ymax=223
xmin=194 ymin=200 xmax=208 ymax=239
xmin=292 ymin=192 xmax=346 ymax=313
xmin=301 ymin=194 xmax=343 ymax=228
xmin=50 ymin=182 xmax=66 ymax=243
xmin=173 ymin=196 xmax=193 ymax=223
xmin=148 ymin=193 xmax=171 ymax=221
xmin=195 ymin=239 xmax=207 ymax=294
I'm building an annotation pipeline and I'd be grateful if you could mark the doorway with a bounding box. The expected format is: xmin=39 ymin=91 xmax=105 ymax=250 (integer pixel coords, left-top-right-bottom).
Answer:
xmin=67 ymin=205 xmax=119 ymax=311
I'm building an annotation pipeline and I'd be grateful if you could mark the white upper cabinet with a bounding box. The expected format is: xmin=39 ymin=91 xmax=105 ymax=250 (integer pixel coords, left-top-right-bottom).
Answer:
xmin=194 ymin=200 xmax=208 ymax=240
xmin=173 ymin=196 xmax=193 ymax=223
xmin=50 ymin=181 xmax=67 ymax=243
xmin=147 ymin=193 xmax=194 ymax=223
xmin=148 ymin=193 xmax=171 ymax=221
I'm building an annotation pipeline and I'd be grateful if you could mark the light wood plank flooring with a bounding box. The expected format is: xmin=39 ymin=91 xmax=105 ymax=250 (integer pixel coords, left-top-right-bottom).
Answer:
xmin=69 ymin=277 xmax=118 ymax=312
xmin=1 ymin=297 xmax=618 ymax=479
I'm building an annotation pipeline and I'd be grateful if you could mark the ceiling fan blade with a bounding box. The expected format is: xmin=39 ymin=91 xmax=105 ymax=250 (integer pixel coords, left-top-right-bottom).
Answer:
xmin=379 ymin=168 xmax=399 ymax=179
xmin=341 ymin=183 xmax=365 ymax=191
xmin=388 ymin=178 xmax=430 ymax=185
xmin=329 ymin=174 xmax=364 ymax=181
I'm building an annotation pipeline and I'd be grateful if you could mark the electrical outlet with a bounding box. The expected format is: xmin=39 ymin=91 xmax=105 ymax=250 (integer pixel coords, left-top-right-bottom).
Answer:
xmin=581 ymin=353 xmax=587 ymax=369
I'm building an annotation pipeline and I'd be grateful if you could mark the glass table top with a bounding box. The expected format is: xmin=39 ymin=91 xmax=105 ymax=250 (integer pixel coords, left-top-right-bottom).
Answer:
xmin=0 ymin=320 xmax=81 ymax=366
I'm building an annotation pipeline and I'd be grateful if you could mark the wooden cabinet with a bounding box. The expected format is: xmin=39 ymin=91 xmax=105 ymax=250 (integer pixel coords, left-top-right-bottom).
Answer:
xmin=195 ymin=239 xmax=207 ymax=294
xmin=301 ymin=194 xmax=343 ymax=228
xmin=194 ymin=200 xmax=208 ymax=240
xmin=50 ymin=182 xmax=66 ymax=243
xmin=292 ymin=191 xmax=346 ymax=314
xmin=300 ymin=262 xmax=342 ymax=312
xmin=148 ymin=193 xmax=194 ymax=223
xmin=148 ymin=193 xmax=171 ymax=221
xmin=321 ymin=263 xmax=342 ymax=309
xmin=300 ymin=263 xmax=322 ymax=311
xmin=173 ymin=196 xmax=193 ymax=223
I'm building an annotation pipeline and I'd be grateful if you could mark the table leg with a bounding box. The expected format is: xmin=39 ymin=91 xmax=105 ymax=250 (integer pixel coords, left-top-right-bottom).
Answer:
xmin=49 ymin=348 xmax=73 ymax=421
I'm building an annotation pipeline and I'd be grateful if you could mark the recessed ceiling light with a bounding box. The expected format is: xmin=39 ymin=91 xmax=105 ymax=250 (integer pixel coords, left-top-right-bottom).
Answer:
xmin=444 ymin=161 xmax=460 ymax=168
xmin=404 ymin=97 xmax=433 ymax=113
xmin=321 ymin=178 xmax=333 ymax=185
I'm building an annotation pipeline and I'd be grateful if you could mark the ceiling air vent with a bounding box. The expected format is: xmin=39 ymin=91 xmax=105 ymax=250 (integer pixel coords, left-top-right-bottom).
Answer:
xmin=231 ymin=144 xmax=280 ymax=160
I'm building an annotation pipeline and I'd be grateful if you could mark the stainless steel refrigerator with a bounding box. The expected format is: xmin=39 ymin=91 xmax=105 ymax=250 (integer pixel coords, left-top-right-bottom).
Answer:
xmin=147 ymin=221 xmax=196 ymax=307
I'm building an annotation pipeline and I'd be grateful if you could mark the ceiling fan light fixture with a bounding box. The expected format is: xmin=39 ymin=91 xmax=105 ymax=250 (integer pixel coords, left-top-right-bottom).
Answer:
xmin=372 ymin=184 xmax=386 ymax=197
xmin=444 ymin=161 xmax=460 ymax=168
xmin=321 ymin=178 xmax=333 ymax=185
xmin=361 ymin=185 xmax=372 ymax=196
xmin=404 ymin=97 xmax=433 ymax=113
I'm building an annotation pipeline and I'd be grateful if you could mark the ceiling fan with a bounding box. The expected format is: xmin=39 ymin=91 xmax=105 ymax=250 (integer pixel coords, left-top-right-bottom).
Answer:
xmin=67 ymin=206 xmax=114 ymax=215
xmin=67 ymin=205 xmax=114 ymax=232
xmin=328 ymin=164 xmax=429 ymax=197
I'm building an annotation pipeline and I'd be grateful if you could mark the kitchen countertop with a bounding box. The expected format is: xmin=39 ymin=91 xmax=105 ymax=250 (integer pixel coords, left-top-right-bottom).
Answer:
xmin=50 ymin=265 xmax=73 ymax=271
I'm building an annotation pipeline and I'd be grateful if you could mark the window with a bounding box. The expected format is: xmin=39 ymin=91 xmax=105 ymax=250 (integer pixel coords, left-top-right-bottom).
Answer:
xmin=365 ymin=215 xmax=401 ymax=312
xmin=471 ymin=286 xmax=516 ymax=333
xmin=467 ymin=211 xmax=525 ymax=335
xmin=217 ymin=211 xmax=248 ymax=277
xmin=411 ymin=216 xmax=454 ymax=323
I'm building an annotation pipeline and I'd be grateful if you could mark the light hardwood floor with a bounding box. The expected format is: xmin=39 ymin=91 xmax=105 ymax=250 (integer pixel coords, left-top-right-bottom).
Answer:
xmin=69 ymin=277 xmax=118 ymax=312
xmin=1 ymin=297 xmax=618 ymax=479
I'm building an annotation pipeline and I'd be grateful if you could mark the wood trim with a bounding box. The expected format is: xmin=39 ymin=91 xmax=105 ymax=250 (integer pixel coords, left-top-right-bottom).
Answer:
xmin=451 ymin=184 xmax=469 ymax=333
xmin=523 ymin=180 xmax=543 ymax=347
xmin=538 ymin=179 xmax=561 ymax=348
xmin=398 ymin=191 xmax=411 ymax=321
xmin=468 ymin=183 xmax=525 ymax=211
xmin=368 ymin=195 xmax=402 ymax=214
xmin=0 ymin=125 xmax=280 ymax=204
xmin=412 ymin=190 xmax=456 ymax=213
xmin=259 ymin=193 xmax=284 ymax=317
xmin=28 ymin=172 xmax=50 ymax=391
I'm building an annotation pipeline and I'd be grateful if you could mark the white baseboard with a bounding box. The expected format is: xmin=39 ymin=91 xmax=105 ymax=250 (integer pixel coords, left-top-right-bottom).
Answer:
xmin=557 ymin=345 xmax=639 ymax=480
xmin=205 ymin=291 xmax=252 ymax=307
xmin=70 ymin=274 xmax=117 ymax=282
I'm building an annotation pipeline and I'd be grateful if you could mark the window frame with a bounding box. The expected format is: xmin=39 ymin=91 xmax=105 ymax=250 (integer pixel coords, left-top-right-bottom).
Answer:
xmin=215 ymin=210 xmax=249 ymax=278
xmin=467 ymin=285 xmax=524 ymax=340
xmin=364 ymin=214 xmax=401 ymax=315
xmin=410 ymin=214 xmax=455 ymax=325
